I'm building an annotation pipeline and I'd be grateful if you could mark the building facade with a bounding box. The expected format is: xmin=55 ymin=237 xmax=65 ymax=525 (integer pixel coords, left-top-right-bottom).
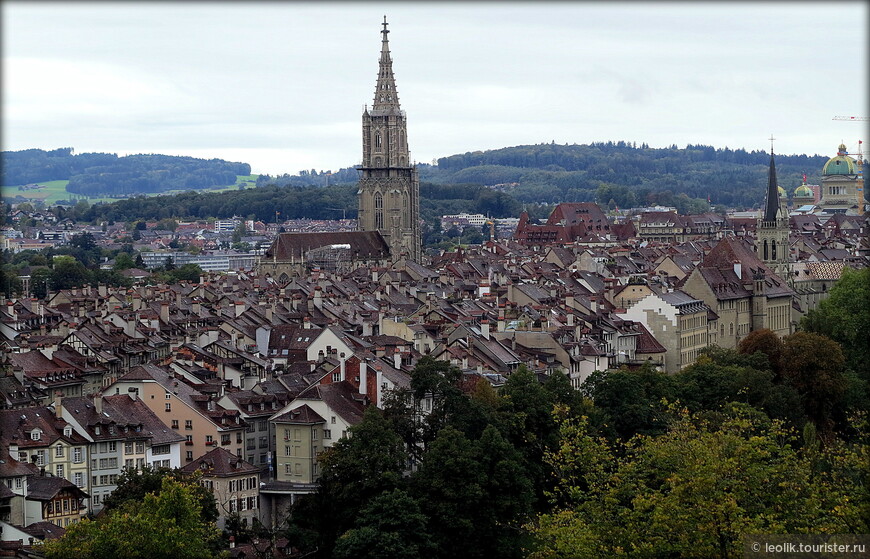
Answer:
xmin=357 ymin=18 xmax=421 ymax=263
xmin=819 ymin=143 xmax=864 ymax=215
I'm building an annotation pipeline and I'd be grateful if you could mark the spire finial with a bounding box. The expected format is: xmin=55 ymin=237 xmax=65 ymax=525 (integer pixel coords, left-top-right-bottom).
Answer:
xmin=382 ymin=16 xmax=389 ymax=36
xmin=769 ymin=134 xmax=775 ymax=153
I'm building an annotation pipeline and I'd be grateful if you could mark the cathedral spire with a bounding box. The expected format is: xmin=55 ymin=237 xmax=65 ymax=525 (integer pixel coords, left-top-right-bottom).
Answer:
xmin=764 ymin=136 xmax=780 ymax=222
xmin=372 ymin=16 xmax=401 ymax=115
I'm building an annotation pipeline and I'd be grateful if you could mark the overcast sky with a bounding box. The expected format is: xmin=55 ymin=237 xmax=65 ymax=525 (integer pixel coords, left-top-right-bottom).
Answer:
xmin=3 ymin=2 xmax=868 ymax=176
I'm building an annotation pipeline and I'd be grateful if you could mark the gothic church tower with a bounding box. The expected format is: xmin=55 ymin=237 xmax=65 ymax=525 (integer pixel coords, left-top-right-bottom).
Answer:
xmin=755 ymin=142 xmax=790 ymax=280
xmin=357 ymin=18 xmax=421 ymax=263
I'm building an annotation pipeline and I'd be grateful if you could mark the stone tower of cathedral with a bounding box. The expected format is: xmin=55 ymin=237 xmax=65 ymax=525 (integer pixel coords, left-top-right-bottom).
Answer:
xmin=755 ymin=141 xmax=790 ymax=280
xmin=357 ymin=17 xmax=421 ymax=263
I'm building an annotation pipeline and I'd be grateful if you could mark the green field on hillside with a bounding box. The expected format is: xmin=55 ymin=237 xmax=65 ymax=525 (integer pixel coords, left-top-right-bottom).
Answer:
xmin=2 ymin=175 xmax=259 ymax=206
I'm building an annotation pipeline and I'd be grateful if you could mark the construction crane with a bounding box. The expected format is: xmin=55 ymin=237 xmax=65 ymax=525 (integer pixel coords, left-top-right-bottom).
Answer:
xmin=832 ymin=116 xmax=868 ymax=121
xmin=326 ymin=207 xmax=347 ymax=219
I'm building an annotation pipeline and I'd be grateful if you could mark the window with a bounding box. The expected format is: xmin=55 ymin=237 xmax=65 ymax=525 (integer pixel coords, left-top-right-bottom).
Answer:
xmin=323 ymin=429 xmax=331 ymax=440
xmin=222 ymin=434 xmax=231 ymax=445
xmin=165 ymin=393 xmax=171 ymax=399
xmin=56 ymin=465 xmax=64 ymax=478
xmin=186 ymin=435 xmax=193 ymax=443
xmin=125 ymin=458 xmax=134 ymax=469
xmin=108 ymin=442 xmax=116 ymax=452
xmin=165 ymin=402 xmax=171 ymax=412
xmin=206 ymin=435 xmax=214 ymax=444
xmin=171 ymin=419 xmax=179 ymax=429
xmin=125 ymin=442 xmax=134 ymax=455
xmin=185 ymin=420 xmax=193 ymax=430
xmin=55 ymin=445 xmax=64 ymax=458
xmin=374 ymin=192 xmax=384 ymax=229
xmin=186 ymin=451 xmax=193 ymax=461
xmin=285 ymin=446 xmax=292 ymax=457
xmin=36 ymin=450 xmax=45 ymax=466
xmin=73 ymin=447 xmax=82 ymax=463
xmin=31 ymin=430 xmax=41 ymax=441
xmin=152 ymin=445 xmax=170 ymax=455
xmin=136 ymin=442 xmax=144 ymax=454
xmin=330 ymin=416 xmax=336 ymax=425
xmin=259 ymin=437 xmax=268 ymax=449
xmin=92 ymin=494 xmax=100 ymax=505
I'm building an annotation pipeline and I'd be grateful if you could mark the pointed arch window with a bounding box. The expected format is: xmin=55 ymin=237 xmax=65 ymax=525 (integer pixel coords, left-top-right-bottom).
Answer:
xmin=763 ymin=239 xmax=768 ymax=260
xmin=374 ymin=192 xmax=384 ymax=229
xmin=375 ymin=132 xmax=382 ymax=150
xmin=771 ymin=240 xmax=777 ymax=260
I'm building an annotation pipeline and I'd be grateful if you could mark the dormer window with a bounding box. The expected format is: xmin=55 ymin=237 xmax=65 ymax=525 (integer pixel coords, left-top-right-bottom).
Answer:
xmin=31 ymin=429 xmax=41 ymax=441
xmin=63 ymin=426 xmax=72 ymax=437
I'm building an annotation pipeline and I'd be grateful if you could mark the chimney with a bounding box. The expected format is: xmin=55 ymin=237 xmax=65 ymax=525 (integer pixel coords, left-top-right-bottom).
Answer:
xmin=359 ymin=360 xmax=368 ymax=395
xmin=192 ymin=300 xmax=201 ymax=315
xmin=339 ymin=353 xmax=346 ymax=380
xmin=733 ymin=260 xmax=742 ymax=279
xmin=303 ymin=316 xmax=311 ymax=329
xmin=160 ymin=301 xmax=169 ymax=323
xmin=393 ymin=352 xmax=402 ymax=369
xmin=313 ymin=286 xmax=323 ymax=310
xmin=98 ymin=283 xmax=107 ymax=297
xmin=8 ymin=442 xmax=18 ymax=459
xmin=54 ymin=391 xmax=63 ymax=419
xmin=94 ymin=392 xmax=103 ymax=414
xmin=567 ymin=311 xmax=575 ymax=327
xmin=372 ymin=268 xmax=379 ymax=282
xmin=480 ymin=319 xmax=490 ymax=340
xmin=235 ymin=301 xmax=245 ymax=318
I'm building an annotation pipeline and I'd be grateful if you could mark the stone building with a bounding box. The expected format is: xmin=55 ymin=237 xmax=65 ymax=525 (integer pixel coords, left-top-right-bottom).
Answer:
xmin=755 ymin=147 xmax=790 ymax=280
xmin=357 ymin=18 xmax=421 ymax=263
xmin=819 ymin=142 xmax=864 ymax=215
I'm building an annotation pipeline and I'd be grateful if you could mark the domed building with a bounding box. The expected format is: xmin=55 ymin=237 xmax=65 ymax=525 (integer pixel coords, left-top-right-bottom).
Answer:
xmin=792 ymin=178 xmax=817 ymax=208
xmin=819 ymin=143 xmax=864 ymax=215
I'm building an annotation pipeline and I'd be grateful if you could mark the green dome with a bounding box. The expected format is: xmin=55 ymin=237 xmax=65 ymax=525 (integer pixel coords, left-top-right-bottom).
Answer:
xmin=823 ymin=143 xmax=857 ymax=175
xmin=777 ymin=185 xmax=786 ymax=197
xmin=794 ymin=184 xmax=813 ymax=197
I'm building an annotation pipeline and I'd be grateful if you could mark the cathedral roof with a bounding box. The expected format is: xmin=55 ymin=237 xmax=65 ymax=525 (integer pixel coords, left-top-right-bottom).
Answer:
xmin=265 ymin=231 xmax=390 ymax=261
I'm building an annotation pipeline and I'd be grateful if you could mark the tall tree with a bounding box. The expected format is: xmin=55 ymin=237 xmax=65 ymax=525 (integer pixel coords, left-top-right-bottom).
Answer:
xmin=802 ymin=267 xmax=870 ymax=380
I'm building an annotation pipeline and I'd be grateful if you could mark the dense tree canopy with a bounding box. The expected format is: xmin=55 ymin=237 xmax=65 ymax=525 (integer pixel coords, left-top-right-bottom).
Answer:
xmin=40 ymin=477 xmax=223 ymax=559
xmin=531 ymin=406 xmax=869 ymax=559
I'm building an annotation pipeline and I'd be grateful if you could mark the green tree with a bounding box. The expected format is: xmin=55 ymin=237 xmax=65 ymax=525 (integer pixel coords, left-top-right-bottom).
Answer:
xmin=101 ymin=466 xmax=218 ymax=524
xmin=41 ymin=477 xmax=223 ymax=559
xmin=333 ymin=489 xmax=434 ymax=559
xmin=781 ymin=332 xmax=847 ymax=438
xmin=531 ymin=406 xmax=868 ymax=559
xmin=802 ymin=267 xmax=870 ymax=380
xmin=49 ymin=255 xmax=91 ymax=290
xmin=30 ymin=267 xmax=52 ymax=299
xmin=581 ymin=362 xmax=676 ymax=440
xmin=113 ymin=252 xmax=136 ymax=271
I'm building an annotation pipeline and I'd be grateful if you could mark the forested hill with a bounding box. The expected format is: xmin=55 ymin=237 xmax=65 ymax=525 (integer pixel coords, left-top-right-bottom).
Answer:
xmin=427 ymin=141 xmax=833 ymax=208
xmin=1 ymin=148 xmax=251 ymax=196
xmin=256 ymin=142 xmax=839 ymax=209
